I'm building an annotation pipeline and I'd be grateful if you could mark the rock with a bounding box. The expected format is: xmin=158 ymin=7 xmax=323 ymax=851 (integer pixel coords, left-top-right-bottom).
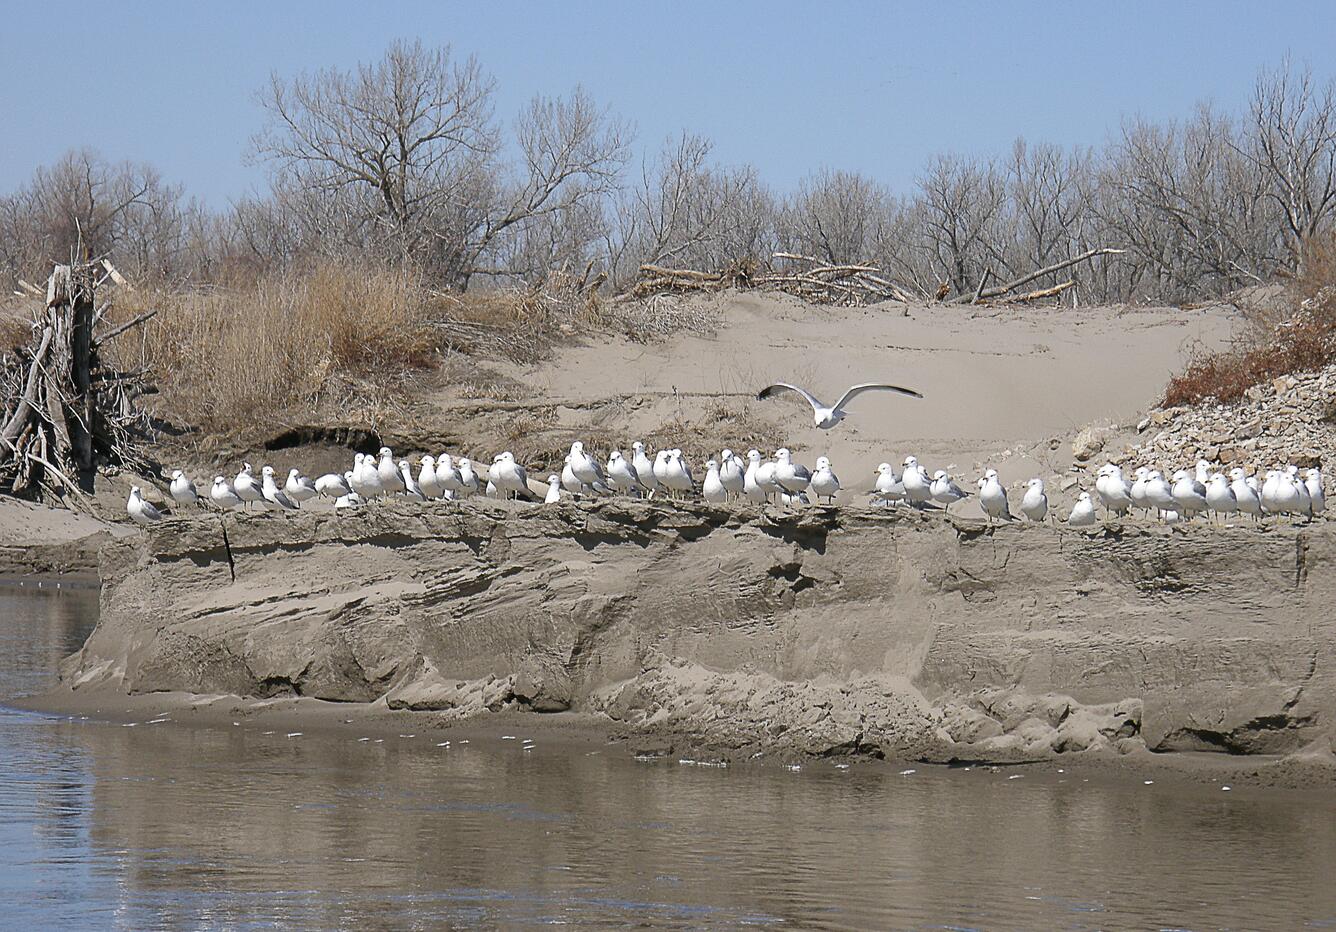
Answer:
xmin=1072 ymin=426 xmax=1109 ymax=462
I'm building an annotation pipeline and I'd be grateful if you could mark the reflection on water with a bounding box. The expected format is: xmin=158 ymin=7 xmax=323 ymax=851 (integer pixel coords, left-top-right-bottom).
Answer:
xmin=2 ymin=586 xmax=1335 ymax=929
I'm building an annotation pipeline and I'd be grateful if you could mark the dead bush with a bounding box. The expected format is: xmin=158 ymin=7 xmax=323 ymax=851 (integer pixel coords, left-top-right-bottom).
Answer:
xmin=1163 ymin=235 xmax=1336 ymax=406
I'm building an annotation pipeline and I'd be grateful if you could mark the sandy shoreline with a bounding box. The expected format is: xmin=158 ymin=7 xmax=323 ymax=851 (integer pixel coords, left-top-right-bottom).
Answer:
xmin=14 ymin=685 xmax=1336 ymax=795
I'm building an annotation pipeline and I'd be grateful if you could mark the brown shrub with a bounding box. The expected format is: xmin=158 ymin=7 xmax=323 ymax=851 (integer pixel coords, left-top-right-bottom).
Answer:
xmin=1163 ymin=236 xmax=1336 ymax=407
xmin=102 ymin=262 xmax=438 ymax=432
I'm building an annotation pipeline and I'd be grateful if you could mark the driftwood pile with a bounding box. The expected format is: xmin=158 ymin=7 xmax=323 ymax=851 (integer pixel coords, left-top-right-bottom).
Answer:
xmin=0 ymin=261 xmax=156 ymax=504
xmin=618 ymin=248 xmax=1125 ymax=308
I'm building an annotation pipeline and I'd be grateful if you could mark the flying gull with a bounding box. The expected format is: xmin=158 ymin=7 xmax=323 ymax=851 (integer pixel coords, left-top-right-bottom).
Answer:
xmin=756 ymin=381 xmax=922 ymax=430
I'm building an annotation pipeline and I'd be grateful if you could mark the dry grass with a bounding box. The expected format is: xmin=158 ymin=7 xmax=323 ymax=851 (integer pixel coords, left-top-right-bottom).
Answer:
xmin=1163 ymin=236 xmax=1336 ymax=407
xmin=102 ymin=263 xmax=438 ymax=433
xmin=0 ymin=298 xmax=34 ymax=352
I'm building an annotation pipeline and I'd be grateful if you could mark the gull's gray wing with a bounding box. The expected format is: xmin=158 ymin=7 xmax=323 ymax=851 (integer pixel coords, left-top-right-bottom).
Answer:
xmin=756 ymin=382 xmax=824 ymax=413
xmin=833 ymin=383 xmax=923 ymax=411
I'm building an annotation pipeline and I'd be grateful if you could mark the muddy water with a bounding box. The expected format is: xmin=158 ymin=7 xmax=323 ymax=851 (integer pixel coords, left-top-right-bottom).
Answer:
xmin=2 ymin=585 xmax=1334 ymax=930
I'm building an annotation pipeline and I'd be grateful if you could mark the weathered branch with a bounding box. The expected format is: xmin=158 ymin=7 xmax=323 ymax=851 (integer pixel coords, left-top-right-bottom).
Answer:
xmin=93 ymin=308 xmax=158 ymax=347
xmin=954 ymin=247 xmax=1124 ymax=303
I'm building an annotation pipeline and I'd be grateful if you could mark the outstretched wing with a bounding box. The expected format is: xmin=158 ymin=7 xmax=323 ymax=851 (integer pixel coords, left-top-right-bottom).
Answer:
xmin=756 ymin=383 xmax=823 ymax=413
xmin=833 ymin=383 xmax=923 ymax=411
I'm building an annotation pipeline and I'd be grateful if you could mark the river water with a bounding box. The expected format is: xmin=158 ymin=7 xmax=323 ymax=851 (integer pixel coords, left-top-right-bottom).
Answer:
xmin=2 ymin=585 xmax=1335 ymax=930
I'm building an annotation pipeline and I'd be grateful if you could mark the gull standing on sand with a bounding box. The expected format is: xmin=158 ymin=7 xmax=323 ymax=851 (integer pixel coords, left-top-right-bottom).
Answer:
xmin=1205 ymin=473 xmax=1237 ymax=522
xmin=606 ymin=451 xmax=643 ymax=496
xmin=315 ymin=470 xmax=352 ymax=499
xmin=234 ymin=463 xmax=263 ymax=511
xmin=570 ymin=442 xmax=613 ymax=495
xmin=350 ymin=453 xmax=383 ymax=500
xmin=719 ymin=450 xmax=746 ymax=499
xmin=756 ymin=381 xmax=923 ymax=430
xmin=1145 ymin=470 xmax=1176 ymax=518
xmin=1261 ymin=470 xmax=1281 ymax=515
xmin=210 ymin=476 xmax=242 ymax=510
xmin=978 ymin=469 xmax=1011 ymax=522
xmin=651 ymin=450 xmax=671 ymax=493
xmin=702 ymin=460 xmax=727 ymax=503
xmin=1096 ymin=465 xmax=1133 ymax=517
xmin=456 ymin=457 xmax=481 ymax=496
xmin=1306 ymin=468 xmax=1325 ymax=515
xmin=561 ymin=456 xmax=584 ymax=496
xmin=756 ymin=454 xmax=783 ymax=503
xmin=743 ymin=450 xmax=766 ymax=503
xmin=1171 ymin=469 xmax=1208 ymax=519
xmin=930 ymin=470 xmax=968 ymax=509
xmin=544 ymin=474 xmax=562 ymax=504
xmin=665 ymin=450 xmax=694 ymax=497
xmin=775 ymin=449 xmax=812 ymax=496
xmin=284 ymin=468 xmax=319 ymax=506
xmin=378 ymin=448 xmax=405 ymax=496
xmin=418 ymin=456 xmax=444 ymax=499
xmin=261 ymin=466 xmax=299 ymax=511
xmin=490 ymin=452 xmax=537 ymax=501
xmin=127 ymin=486 xmax=164 ymax=524
xmin=169 ymin=470 xmax=198 ymax=508
xmin=1067 ymin=491 xmax=1098 ymax=527
xmin=808 ymin=456 xmax=839 ymax=504
xmin=435 ymin=454 xmax=463 ymax=495
xmin=901 ymin=457 xmax=933 ymax=507
xmin=1230 ymin=468 xmax=1262 ymax=520
xmin=1020 ymin=478 xmax=1048 ymax=522
xmin=398 ymin=460 xmax=425 ymax=501
xmin=1288 ymin=466 xmax=1313 ymax=518
xmin=632 ymin=442 xmax=660 ymax=498
xmin=870 ymin=462 xmax=905 ymax=506
xmin=1130 ymin=467 xmax=1151 ymax=516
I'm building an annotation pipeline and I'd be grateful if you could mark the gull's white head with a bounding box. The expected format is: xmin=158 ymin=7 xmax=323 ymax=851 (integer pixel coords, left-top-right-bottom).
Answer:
xmin=932 ymin=470 xmax=947 ymax=481
xmin=816 ymin=456 xmax=830 ymax=469
xmin=213 ymin=476 xmax=225 ymax=485
xmin=421 ymin=454 xmax=435 ymax=467
xmin=547 ymin=474 xmax=560 ymax=482
xmin=876 ymin=462 xmax=892 ymax=475
xmin=1078 ymin=491 xmax=1092 ymax=502
xmin=288 ymin=467 xmax=300 ymax=479
xmin=241 ymin=462 xmax=253 ymax=473
xmin=379 ymin=447 xmax=392 ymax=458
xmin=458 ymin=457 xmax=471 ymax=468
xmin=1134 ymin=466 xmax=1149 ymax=479
xmin=748 ymin=449 xmax=761 ymax=463
xmin=721 ymin=448 xmax=735 ymax=461
xmin=570 ymin=441 xmax=584 ymax=455
xmin=632 ymin=441 xmax=644 ymax=453
xmin=706 ymin=459 xmax=718 ymax=470
xmin=985 ymin=468 xmax=999 ymax=480
xmin=903 ymin=456 xmax=918 ymax=468
xmin=171 ymin=469 xmax=183 ymax=480
xmin=656 ymin=450 xmax=670 ymax=463
xmin=261 ymin=465 xmax=274 ymax=477
xmin=1027 ymin=477 xmax=1043 ymax=489
xmin=609 ymin=450 xmax=624 ymax=463
xmin=1171 ymin=469 xmax=1188 ymax=482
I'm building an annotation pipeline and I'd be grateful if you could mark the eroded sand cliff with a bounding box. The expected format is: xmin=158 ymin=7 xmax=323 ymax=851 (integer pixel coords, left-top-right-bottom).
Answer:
xmin=54 ymin=500 xmax=1335 ymax=765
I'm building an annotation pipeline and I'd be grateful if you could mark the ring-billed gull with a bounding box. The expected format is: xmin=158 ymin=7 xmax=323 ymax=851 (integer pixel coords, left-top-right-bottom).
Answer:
xmin=1287 ymin=465 xmax=1313 ymax=518
xmin=1067 ymin=491 xmax=1097 ymax=527
xmin=702 ymin=460 xmax=727 ymax=503
xmin=665 ymin=449 xmax=694 ymax=497
xmin=719 ymin=450 xmax=746 ymax=499
xmin=234 ymin=463 xmax=264 ymax=511
xmin=1205 ymin=473 xmax=1237 ymax=523
xmin=435 ymin=454 xmax=463 ymax=495
xmin=901 ymin=457 xmax=933 ymax=506
xmin=398 ymin=460 xmax=425 ymax=501
xmin=169 ymin=470 xmax=198 ymax=507
xmin=756 ymin=454 xmax=783 ymax=503
xmin=544 ymin=474 xmax=562 ymax=504
xmin=1096 ymin=465 xmax=1132 ymax=517
xmin=1305 ymin=468 xmax=1325 ymax=515
xmin=756 ymin=381 xmax=923 ymax=429
xmin=210 ymin=476 xmax=242 ymax=510
xmin=1145 ymin=470 xmax=1176 ymax=517
xmin=810 ymin=456 xmax=840 ymax=503
xmin=1260 ymin=470 xmax=1281 ymax=515
xmin=127 ymin=486 xmax=164 ymax=524
xmin=978 ymin=469 xmax=1011 ymax=522
xmin=1129 ymin=467 xmax=1151 ymax=515
xmin=561 ymin=455 xmax=584 ymax=496
xmin=456 ymin=457 xmax=481 ymax=496
xmin=1229 ymin=468 xmax=1262 ymax=520
xmin=632 ymin=442 xmax=660 ymax=498
xmin=418 ymin=456 xmax=444 ymax=499
xmin=743 ymin=450 xmax=766 ymax=503
xmin=378 ymin=447 xmax=405 ymax=495
xmin=491 ymin=452 xmax=537 ymax=501
xmin=1020 ymin=478 xmax=1048 ymax=522
xmin=570 ymin=442 xmax=613 ymax=495
xmin=870 ymin=462 xmax=905 ymax=506
xmin=284 ymin=468 xmax=319 ymax=506
xmin=775 ymin=449 xmax=812 ymax=495
xmin=350 ymin=453 xmax=383 ymax=500
xmin=607 ymin=450 xmax=644 ymax=496
xmin=261 ymin=466 xmax=299 ymax=511
xmin=1171 ymin=469 xmax=1208 ymax=518
xmin=315 ymin=471 xmax=352 ymax=499
xmin=930 ymin=470 xmax=968 ymax=509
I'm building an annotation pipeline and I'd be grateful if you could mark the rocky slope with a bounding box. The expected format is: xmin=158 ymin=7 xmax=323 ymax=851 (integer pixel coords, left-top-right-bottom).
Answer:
xmin=53 ymin=499 xmax=1336 ymax=764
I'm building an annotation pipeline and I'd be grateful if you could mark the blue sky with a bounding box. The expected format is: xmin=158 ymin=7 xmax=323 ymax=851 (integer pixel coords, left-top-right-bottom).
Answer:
xmin=3 ymin=1 xmax=1335 ymax=207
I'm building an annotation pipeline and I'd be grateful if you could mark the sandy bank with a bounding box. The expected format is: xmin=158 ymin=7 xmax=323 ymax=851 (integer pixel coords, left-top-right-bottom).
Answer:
xmin=34 ymin=498 xmax=1335 ymax=785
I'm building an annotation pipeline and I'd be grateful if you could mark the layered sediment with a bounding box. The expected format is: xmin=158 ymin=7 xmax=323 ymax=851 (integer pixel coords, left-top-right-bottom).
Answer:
xmin=54 ymin=500 xmax=1336 ymax=763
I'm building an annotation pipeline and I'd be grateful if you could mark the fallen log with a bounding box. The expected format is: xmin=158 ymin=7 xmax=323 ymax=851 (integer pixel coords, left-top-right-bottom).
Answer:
xmin=954 ymin=248 xmax=1123 ymax=304
xmin=1009 ymin=279 xmax=1076 ymax=303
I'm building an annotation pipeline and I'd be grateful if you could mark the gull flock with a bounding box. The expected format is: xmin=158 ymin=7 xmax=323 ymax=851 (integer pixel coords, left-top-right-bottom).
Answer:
xmin=125 ymin=378 xmax=1326 ymax=529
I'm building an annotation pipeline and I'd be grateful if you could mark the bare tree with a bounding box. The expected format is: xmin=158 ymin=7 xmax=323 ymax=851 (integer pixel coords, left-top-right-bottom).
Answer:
xmin=1241 ymin=62 xmax=1336 ymax=263
xmin=916 ymin=154 xmax=1007 ymax=294
xmin=783 ymin=169 xmax=887 ymax=265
